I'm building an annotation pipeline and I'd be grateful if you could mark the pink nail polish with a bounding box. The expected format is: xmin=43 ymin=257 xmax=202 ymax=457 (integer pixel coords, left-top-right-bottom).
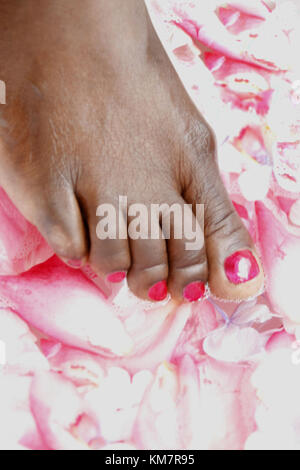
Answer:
xmin=67 ymin=259 xmax=83 ymax=269
xmin=148 ymin=281 xmax=168 ymax=301
xmin=183 ymin=281 xmax=206 ymax=302
xmin=107 ymin=271 xmax=127 ymax=284
xmin=224 ymin=250 xmax=260 ymax=284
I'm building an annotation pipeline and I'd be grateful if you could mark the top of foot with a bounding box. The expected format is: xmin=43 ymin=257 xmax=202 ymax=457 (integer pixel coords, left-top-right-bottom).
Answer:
xmin=0 ymin=0 xmax=264 ymax=304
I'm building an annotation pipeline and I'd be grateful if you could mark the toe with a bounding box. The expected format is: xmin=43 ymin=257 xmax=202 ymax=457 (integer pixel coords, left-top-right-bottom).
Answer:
xmin=184 ymin=126 xmax=264 ymax=301
xmin=15 ymin=185 xmax=88 ymax=267
xmin=166 ymin=196 xmax=207 ymax=302
xmin=128 ymin=238 xmax=169 ymax=301
xmin=84 ymin=195 xmax=131 ymax=282
xmin=38 ymin=191 xmax=88 ymax=267
xmin=204 ymin=166 xmax=264 ymax=301
xmin=127 ymin=207 xmax=169 ymax=301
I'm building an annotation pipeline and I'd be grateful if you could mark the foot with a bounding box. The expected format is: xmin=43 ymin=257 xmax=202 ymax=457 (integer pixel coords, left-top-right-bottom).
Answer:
xmin=0 ymin=0 xmax=264 ymax=302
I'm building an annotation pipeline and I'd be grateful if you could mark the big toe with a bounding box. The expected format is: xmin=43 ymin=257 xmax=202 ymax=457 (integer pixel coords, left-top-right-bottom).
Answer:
xmin=205 ymin=174 xmax=264 ymax=301
xmin=186 ymin=155 xmax=264 ymax=302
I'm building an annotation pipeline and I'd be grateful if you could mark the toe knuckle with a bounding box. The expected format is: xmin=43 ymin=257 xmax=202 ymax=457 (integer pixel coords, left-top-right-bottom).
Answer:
xmin=141 ymin=262 xmax=168 ymax=280
xmin=205 ymin=206 xmax=239 ymax=238
xmin=102 ymin=251 xmax=131 ymax=272
xmin=173 ymin=249 xmax=207 ymax=270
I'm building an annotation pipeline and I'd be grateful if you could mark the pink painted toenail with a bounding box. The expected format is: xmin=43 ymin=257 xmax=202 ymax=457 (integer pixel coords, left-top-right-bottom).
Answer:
xmin=224 ymin=250 xmax=260 ymax=284
xmin=107 ymin=271 xmax=127 ymax=283
xmin=183 ymin=281 xmax=206 ymax=302
xmin=148 ymin=281 xmax=168 ymax=301
xmin=67 ymin=259 xmax=83 ymax=269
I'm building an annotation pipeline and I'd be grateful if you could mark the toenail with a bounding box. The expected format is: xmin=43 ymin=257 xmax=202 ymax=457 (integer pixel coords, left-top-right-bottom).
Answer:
xmin=107 ymin=271 xmax=127 ymax=283
xmin=183 ymin=281 xmax=206 ymax=302
xmin=224 ymin=250 xmax=260 ymax=284
xmin=148 ymin=281 xmax=168 ymax=301
xmin=65 ymin=259 xmax=83 ymax=269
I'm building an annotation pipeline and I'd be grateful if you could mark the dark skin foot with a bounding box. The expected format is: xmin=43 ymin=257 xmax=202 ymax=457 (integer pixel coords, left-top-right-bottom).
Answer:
xmin=0 ymin=0 xmax=264 ymax=302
